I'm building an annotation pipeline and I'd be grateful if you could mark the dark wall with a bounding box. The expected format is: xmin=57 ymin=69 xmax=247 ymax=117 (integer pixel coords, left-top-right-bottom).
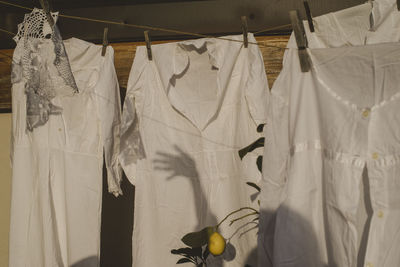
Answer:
xmin=0 ymin=0 xmax=365 ymax=49
xmin=101 ymin=171 xmax=135 ymax=267
xmin=100 ymin=87 xmax=134 ymax=267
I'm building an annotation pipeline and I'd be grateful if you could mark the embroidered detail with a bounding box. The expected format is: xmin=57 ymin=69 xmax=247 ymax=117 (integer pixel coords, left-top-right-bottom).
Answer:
xmin=120 ymin=95 xmax=146 ymax=165
xmin=52 ymin=26 xmax=79 ymax=93
xmin=13 ymin=8 xmax=78 ymax=131
xmin=290 ymin=140 xmax=365 ymax=168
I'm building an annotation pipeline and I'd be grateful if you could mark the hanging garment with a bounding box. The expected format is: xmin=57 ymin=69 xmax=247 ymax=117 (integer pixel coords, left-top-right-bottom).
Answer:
xmin=9 ymin=9 xmax=122 ymax=267
xmin=259 ymin=2 xmax=400 ymax=267
xmin=119 ymin=34 xmax=268 ymax=267
xmin=260 ymin=41 xmax=400 ymax=266
xmin=300 ymin=0 xmax=400 ymax=48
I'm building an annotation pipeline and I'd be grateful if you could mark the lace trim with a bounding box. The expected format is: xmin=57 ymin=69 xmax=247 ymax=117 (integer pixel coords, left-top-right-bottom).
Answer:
xmin=12 ymin=8 xmax=78 ymax=131
xmin=13 ymin=8 xmax=59 ymax=42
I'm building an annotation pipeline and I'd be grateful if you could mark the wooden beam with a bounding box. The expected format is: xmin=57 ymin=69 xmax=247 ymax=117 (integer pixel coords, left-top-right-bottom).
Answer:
xmin=0 ymin=35 xmax=290 ymax=112
xmin=0 ymin=49 xmax=13 ymax=111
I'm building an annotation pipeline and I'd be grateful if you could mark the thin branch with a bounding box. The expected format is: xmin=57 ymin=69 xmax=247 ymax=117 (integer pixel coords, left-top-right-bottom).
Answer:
xmin=216 ymin=207 xmax=258 ymax=229
xmin=229 ymin=212 xmax=259 ymax=226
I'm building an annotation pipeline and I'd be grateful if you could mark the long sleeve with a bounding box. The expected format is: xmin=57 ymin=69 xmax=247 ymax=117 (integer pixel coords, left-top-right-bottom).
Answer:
xmin=244 ymin=33 xmax=270 ymax=126
xmin=93 ymin=46 xmax=122 ymax=196
xmin=119 ymin=47 xmax=147 ymax=186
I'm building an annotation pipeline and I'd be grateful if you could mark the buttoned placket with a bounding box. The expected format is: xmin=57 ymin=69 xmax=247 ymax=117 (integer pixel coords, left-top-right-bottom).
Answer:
xmin=363 ymin=106 xmax=385 ymax=267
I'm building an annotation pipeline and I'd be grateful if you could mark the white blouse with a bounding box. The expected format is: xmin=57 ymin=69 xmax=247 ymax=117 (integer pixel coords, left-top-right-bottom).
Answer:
xmin=260 ymin=38 xmax=400 ymax=267
xmin=120 ymin=34 xmax=268 ymax=267
xmin=9 ymin=10 xmax=122 ymax=266
xmin=259 ymin=2 xmax=400 ymax=267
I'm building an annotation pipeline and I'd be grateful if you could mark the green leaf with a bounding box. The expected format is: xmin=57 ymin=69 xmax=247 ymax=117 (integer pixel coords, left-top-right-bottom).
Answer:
xmin=177 ymin=258 xmax=193 ymax=264
xmin=257 ymin=124 xmax=265 ymax=133
xmin=246 ymin=182 xmax=261 ymax=192
xmin=181 ymin=227 xmax=215 ymax=248
xmin=256 ymin=156 xmax=263 ymax=172
xmin=250 ymin=192 xmax=260 ymax=202
xmin=171 ymin=248 xmax=194 ymax=255
xmin=238 ymin=138 xmax=265 ymax=159
xmin=203 ymin=245 xmax=210 ymax=260
xmin=192 ymin=246 xmax=202 ymax=258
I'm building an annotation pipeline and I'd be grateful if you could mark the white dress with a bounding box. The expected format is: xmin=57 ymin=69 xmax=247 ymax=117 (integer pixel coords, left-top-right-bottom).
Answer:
xmin=9 ymin=9 xmax=122 ymax=267
xmin=259 ymin=2 xmax=400 ymax=266
xmin=120 ymin=34 xmax=269 ymax=266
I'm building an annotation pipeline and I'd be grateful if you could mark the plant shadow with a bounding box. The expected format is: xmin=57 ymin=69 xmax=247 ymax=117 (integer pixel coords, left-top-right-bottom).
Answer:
xmin=256 ymin=206 xmax=329 ymax=267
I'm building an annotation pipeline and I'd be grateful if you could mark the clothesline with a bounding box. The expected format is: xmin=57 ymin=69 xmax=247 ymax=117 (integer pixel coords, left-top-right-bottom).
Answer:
xmin=0 ymin=0 xmax=291 ymax=50
xmin=0 ymin=27 xmax=15 ymax=36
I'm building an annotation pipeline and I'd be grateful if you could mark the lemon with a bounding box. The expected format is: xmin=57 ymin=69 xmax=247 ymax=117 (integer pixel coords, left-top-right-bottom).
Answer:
xmin=208 ymin=232 xmax=226 ymax=256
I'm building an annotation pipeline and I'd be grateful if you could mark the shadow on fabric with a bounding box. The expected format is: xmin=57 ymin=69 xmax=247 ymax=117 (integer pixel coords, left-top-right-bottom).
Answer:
xmin=154 ymin=145 xmax=218 ymax=231
xmin=254 ymin=206 xmax=328 ymax=267
xmin=70 ymin=256 xmax=99 ymax=267
xmin=154 ymin=145 xmax=231 ymax=266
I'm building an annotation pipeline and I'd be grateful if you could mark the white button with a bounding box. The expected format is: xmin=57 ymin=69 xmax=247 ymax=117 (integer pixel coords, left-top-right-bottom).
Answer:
xmin=362 ymin=110 xmax=370 ymax=118
xmin=372 ymin=153 xmax=379 ymax=160
xmin=377 ymin=211 xmax=384 ymax=218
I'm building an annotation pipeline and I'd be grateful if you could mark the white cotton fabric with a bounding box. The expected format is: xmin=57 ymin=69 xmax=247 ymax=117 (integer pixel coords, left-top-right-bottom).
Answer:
xmin=120 ymin=34 xmax=268 ymax=267
xmin=9 ymin=35 xmax=122 ymax=267
xmin=259 ymin=3 xmax=400 ymax=267
xmin=298 ymin=0 xmax=400 ymax=49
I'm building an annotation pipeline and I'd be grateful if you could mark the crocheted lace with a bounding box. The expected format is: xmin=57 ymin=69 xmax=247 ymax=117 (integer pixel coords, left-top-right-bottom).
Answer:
xmin=12 ymin=8 xmax=78 ymax=131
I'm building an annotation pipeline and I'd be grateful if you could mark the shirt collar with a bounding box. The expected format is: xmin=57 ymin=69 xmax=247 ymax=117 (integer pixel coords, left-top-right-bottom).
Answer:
xmin=152 ymin=34 xmax=248 ymax=130
xmin=172 ymin=38 xmax=219 ymax=76
xmin=154 ymin=37 xmax=221 ymax=94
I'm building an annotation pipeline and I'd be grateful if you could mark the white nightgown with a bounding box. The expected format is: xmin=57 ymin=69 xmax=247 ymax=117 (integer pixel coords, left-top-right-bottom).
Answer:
xmin=9 ymin=9 xmax=122 ymax=267
xmin=259 ymin=1 xmax=400 ymax=266
xmin=120 ymin=34 xmax=269 ymax=266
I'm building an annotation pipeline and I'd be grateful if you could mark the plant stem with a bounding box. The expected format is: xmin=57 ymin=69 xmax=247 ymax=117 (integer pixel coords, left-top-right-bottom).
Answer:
xmin=229 ymin=212 xmax=259 ymax=226
xmin=216 ymin=207 xmax=259 ymax=229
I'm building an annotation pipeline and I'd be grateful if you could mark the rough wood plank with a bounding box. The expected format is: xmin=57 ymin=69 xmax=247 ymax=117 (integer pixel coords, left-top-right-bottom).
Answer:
xmin=0 ymin=49 xmax=13 ymax=110
xmin=0 ymin=35 xmax=290 ymax=111
xmin=256 ymin=36 xmax=290 ymax=88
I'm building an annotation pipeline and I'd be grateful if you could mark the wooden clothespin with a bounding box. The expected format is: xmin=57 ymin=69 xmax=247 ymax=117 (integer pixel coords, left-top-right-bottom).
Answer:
xmin=303 ymin=1 xmax=315 ymax=32
xmin=144 ymin=31 xmax=152 ymax=61
xmin=241 ymin=16 xmax=248 ymax=48
xmin=101 ymin=27 xmax=108 ymax=57
xmin=39 ymin=0 xmax=54 ymax=27
xmin=289 ymin=10 xmax=312 ymax=72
